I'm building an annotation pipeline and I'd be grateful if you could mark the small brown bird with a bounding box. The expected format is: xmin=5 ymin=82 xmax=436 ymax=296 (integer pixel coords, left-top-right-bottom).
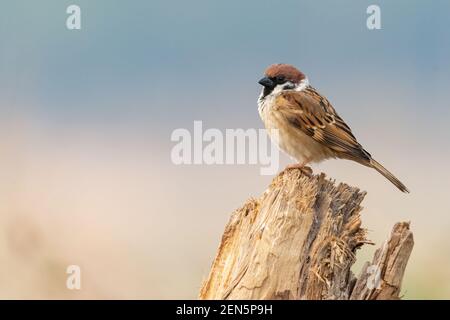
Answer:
xmin=257 ymin=63 xmax=409 ymax=193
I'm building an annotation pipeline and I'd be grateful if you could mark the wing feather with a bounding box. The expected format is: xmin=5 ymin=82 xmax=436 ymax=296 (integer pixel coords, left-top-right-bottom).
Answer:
xmin=274 ymin=88 xmax=371 ymax=161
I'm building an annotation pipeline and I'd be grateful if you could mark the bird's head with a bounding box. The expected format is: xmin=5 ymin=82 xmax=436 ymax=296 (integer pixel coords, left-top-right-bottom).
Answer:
xmin=258 ymin=64 xmax=308 ymax=99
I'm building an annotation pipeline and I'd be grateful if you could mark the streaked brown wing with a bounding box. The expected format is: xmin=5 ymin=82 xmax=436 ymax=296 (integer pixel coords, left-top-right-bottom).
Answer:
xmin=274 ymin=88 xmax=371 ymax=161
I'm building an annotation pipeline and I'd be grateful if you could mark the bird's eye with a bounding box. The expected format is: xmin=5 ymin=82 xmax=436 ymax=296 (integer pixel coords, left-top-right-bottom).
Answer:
xmin=275 ymin=76 xmax=286 ymax=84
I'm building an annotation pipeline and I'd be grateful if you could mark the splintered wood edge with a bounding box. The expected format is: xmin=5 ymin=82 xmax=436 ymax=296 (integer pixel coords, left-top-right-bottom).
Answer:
xmin=198 ymin=199 xmax=260 ymax=299
xmin=350 ymin=222 xmax=414 ymax=300
xmin=199 ymin=169 xmax=367 ymax=299
xmin=199 ymin=169 xmax=413 ymax=300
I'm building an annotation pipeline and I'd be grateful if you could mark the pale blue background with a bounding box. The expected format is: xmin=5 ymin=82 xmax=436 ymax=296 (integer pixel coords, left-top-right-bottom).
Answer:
xmin=1 ymin=0 xmax=449 ymax=299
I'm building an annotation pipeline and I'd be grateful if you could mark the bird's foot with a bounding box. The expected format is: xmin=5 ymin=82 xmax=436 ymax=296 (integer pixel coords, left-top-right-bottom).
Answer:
xmin=283 ymin=163 xmax=313 ymax=177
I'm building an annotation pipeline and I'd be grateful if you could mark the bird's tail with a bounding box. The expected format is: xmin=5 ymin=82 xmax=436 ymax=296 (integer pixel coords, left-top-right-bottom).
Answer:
xmin=370 ymin=159 xmax=409 ymax=193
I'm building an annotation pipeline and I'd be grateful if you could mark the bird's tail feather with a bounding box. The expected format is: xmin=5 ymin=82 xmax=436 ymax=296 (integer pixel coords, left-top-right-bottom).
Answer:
xmin=370 ymin=159 xmax=409 ymax=193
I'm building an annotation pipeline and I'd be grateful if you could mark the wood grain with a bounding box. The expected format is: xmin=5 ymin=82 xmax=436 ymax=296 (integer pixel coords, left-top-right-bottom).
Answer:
xmin=199 ymin=169 xmax=413 ymax=300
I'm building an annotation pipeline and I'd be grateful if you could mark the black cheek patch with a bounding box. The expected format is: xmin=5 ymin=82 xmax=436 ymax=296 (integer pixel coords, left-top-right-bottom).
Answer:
xmin=262 ymin=86 xmax=274 ymax=98
xmin=283 ymin=83 xmax=295 ymax=90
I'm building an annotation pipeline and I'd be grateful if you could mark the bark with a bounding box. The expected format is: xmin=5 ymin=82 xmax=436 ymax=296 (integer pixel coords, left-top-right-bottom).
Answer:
xmin=199 ymin=169 xmax=413 ymax=300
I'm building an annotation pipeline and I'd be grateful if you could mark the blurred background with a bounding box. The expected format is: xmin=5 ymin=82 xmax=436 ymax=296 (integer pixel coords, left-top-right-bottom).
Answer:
xmin=1 ymin=0 xmax=449 ymax=299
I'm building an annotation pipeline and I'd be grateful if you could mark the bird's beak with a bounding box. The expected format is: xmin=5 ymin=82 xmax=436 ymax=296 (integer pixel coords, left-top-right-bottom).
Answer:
xmin=258 ymin=77 xmax=275 ymax=88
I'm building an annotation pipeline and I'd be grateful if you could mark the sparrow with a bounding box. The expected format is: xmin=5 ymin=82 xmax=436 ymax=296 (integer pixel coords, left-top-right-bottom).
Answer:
xmin=257 ymin=63 xmax=409 ymax=193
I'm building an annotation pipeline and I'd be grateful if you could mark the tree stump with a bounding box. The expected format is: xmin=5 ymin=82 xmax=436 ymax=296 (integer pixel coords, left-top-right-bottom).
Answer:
xmin=199 ymin=169 xmax=413 ymax=300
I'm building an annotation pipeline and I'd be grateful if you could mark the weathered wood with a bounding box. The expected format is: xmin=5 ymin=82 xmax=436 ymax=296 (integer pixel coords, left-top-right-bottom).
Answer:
xmin=350 ymin=222 xmax=414 ymax=300
xmin=199 ymin=169 xmax=413 ymax=300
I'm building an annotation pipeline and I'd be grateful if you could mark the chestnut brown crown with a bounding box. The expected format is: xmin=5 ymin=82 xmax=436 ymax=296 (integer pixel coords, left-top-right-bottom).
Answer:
xmin=265 ymin=64 xmax=305 ymax=84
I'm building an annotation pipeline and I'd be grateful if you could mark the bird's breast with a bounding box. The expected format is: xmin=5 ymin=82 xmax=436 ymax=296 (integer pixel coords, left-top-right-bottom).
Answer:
xmin=258 ymin=96 xmax=334 ymax=164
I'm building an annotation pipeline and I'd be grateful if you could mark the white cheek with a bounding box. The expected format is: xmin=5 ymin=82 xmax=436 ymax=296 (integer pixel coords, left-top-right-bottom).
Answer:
xmin=295 ymin=78 xmax=309 ymax=92
xmin=272 ymin=84 xmax=286 ymax=95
